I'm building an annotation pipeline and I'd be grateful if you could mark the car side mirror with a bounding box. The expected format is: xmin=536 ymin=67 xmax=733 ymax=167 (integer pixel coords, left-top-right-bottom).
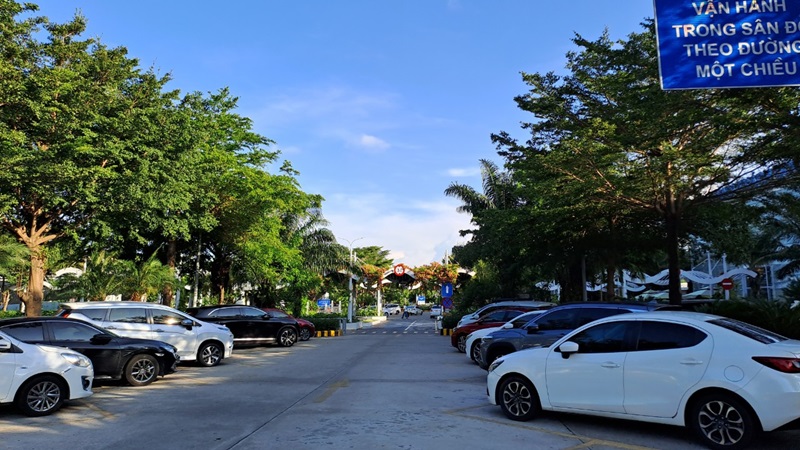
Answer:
xmin=526 ymin=323 xmax=540 ymax=334
xmin=0 ymin=338 xmax=10 ymax=352
xmin=501 ymin=323 xmax=513 ymax=329
xmin=181 ymin=319 xmax=194 ymax=330
xmin=558 ymin=341 xmax=579 ymax=359
xmin=90 ymin=333 xmax=113 ymax=345
xmin=262 ymin=314 xmax=271 ymax=320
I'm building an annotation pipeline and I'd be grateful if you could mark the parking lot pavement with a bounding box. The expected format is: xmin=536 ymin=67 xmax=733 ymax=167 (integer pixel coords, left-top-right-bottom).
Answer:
xmin=3 ymin=329 xmax=800 ymax=449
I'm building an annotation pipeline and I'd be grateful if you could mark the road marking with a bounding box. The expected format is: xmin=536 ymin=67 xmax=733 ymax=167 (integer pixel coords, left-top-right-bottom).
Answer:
xmin=314 ymin=379 xmax=349 ymax=403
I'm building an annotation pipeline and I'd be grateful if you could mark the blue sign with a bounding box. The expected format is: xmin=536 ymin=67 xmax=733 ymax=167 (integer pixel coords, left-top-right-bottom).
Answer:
xmin=441 ymin=282 xmax=453 ymax=298
xmin=317 ymin=299 xmax=331 ymax=308
xmin=417 ymin=295 xmax=426 ymax=304
xmin=654 ymin=0 xmax=800 ymax=89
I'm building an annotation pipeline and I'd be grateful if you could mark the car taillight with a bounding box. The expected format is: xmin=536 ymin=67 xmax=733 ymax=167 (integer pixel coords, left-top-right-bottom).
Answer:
xmin=753 ymin=357 xmax=800 ymax=373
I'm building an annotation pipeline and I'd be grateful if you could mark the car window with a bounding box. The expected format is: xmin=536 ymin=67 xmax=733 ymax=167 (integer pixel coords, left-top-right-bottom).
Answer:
xmin=568 ymin=321 xmax=630 ymax=353
xmin=1 ymin=322 xmax=45 ymax=341
xmin=510 ymin=314 xmax=535 ymax=328
xmin=70 ymin=308 xmax=107 ymax=321
xmin=708 ymin=317 xmax=787 ymax=344
xmin=50 ymin=322 xmax=100 ymax=342
xmin=483 ymin=310 xmax=509 ymax=322
xmin=501 ymin=310 xmax=524 ymax=321
xmin=152 ymin=310 xmax=188 ymax=325
xmin=532 ymin=309 xmax=578 ymax=330
xmin=210 ymin=308 xmax=241 ymax=318
xmin=576 ymin=308 xmax=626 ymax=327
xmin=108 ymin=308 xmax=148 ymax=324
xmin=636 ymin=321 xmax=707 ymax=351
xmin=267 ymin=310 xmax=290 ymax=318
xmin=241 ymin=307 xmax=266 ymax=318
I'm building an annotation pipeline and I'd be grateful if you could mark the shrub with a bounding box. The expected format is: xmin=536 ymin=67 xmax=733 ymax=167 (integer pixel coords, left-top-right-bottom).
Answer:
xmin=697 ymin=298 xmax=800 ymax=340
xmin=301 ymin=316 xmax=342 ymax=332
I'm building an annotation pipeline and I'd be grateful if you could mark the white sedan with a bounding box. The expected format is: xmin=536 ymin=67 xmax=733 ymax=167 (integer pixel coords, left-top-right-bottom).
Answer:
xmin=0 ymin=330 xmax=94 ymax=416
xmin=487 ymin=311 xmax=800 ymax=449
xmin=465 ymin=310 xmax=545 ymax=365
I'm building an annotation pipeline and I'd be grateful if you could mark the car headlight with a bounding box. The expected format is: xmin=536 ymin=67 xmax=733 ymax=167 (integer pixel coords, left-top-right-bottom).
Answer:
xmin=488 ymin=359 xmax=505 ymax=373
xmin=62 ymin=352 xmax=92 ymax=368
xmin=481 ymin=336 xmax=493 ymax=342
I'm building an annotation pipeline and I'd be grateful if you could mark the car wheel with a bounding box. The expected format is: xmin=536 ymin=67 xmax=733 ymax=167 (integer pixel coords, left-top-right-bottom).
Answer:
xmin=197 ymin=342 xmax=223 ymax=367
xmin=125 ymin=354 xmax=159 ymax=386
xmin=299 ymin=327 xmax=312 ymax=341
xmin=498 ymin=375 xmax=541 ymax=422
xmin=470 ymin=342 xmax=482 ymax=364
xmin=457 ymin=335 xmax=467 ymax=353
xmin=278 ymin=327 xmax=298 ymax=347
xmin=689 ymin=393 xmax=758 ymax=450
xmin=15 ymin=375 xmax=66 ymax=417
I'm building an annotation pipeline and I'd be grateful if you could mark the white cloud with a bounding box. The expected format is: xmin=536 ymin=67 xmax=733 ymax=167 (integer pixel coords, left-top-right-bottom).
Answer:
xmin=355 ymin=134 xmax=390 ymax=151
xmin=446 ymin=167 xmax=481 ymax=177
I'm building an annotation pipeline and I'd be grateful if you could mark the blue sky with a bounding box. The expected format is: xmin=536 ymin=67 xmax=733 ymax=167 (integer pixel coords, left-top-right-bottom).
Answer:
xmin=34 ymin=1 xmax=655 ymax=266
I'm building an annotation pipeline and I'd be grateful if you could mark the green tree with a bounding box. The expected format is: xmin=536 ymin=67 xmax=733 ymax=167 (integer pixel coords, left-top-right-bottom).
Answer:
xmin=0 ymin=3 xmax=174 ymax=315
xmin=493 ymin=23 xmax=799 ymax=304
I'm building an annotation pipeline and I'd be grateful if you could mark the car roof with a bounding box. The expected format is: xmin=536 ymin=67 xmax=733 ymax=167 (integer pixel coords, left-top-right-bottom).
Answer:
xmin=60 ymin=301 xmax=171 ymax=309
xmin=0 ymin=316 xmax=87 ymax=326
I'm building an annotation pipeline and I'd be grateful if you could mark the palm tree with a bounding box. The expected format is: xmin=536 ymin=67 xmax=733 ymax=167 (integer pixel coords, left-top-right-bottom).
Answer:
xmin=444 ymin=159 xmax=518 ymax=228
xmin=120 ymin=251 xmax=177 ymax=301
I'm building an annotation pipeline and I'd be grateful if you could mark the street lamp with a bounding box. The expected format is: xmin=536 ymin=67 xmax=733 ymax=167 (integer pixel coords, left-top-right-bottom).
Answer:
xmin=341 ymin=237 xmax=364 ymax=323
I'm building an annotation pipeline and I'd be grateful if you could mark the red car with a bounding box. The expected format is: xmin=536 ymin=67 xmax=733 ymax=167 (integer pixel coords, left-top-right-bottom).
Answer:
xmin=451 ymin=309 xmax=527 ymax=353
xmin=261 ymin=308 xmax=316 ymax=341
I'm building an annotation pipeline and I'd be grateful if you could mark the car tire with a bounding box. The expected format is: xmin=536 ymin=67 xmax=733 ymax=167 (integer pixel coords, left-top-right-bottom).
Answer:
xmin=689 ymin=393 xmax=759 ymax=450
xmin=197 ymin=341 xmax=223 ymax=367
xmin=485 ymin=348 xmax=509 ymax=369
xmin=457 ymin=335 xmax=467 ymax=353
xmin=299 ymin=327 xmax=312 ymax=341
xmin=124 ymin=354 xmax=159 ymax=386
xmin=470 ymin=341 xmax=482 ymax=364
xmin=15 ymin=375 xmax=66 ymax=417
xmin=498 ymin=375 xmax=541 ymax=422
xmin=278 ymin=326 xmax=298 ymax=347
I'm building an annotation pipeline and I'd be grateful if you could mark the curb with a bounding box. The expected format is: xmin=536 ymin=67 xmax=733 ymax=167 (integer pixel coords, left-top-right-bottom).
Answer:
xmin=315 ymin=330 xmax=343 ymax=338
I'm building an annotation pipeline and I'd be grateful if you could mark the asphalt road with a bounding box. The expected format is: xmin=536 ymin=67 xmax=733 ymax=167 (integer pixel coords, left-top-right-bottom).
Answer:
xmin=1 ymin=313 xmax=799 ymax=450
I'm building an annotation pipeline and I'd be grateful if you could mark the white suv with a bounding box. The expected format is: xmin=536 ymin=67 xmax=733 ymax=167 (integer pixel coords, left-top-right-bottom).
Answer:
xmin=0 ymin=330 xmax=94 ymax=416
xmin=57 ymin=301 xmax=234 ymax=367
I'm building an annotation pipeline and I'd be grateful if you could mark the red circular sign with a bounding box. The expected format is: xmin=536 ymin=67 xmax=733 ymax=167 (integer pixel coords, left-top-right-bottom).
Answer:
xmin=393 ymin=265 xmax=405 ymax=276
xmin=721 ymin=278 xmax=734 ymax=290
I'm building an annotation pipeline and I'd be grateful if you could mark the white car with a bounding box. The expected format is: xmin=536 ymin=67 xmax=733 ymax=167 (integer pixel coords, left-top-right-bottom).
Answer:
xmin=430 ymin=305 xmax=442 ymax=317
xmin=404 ymin=305 xmax=422 ymax=315
xmin=382 ymin=304 xmax=401 ymax=315
xmin=487 ymin=311 xmax=800 ymax=449
xmin=465 ymin=310 xmax=544 ymax=365
xmin=456 ymin=300 xmax=552 ymax=328
xmin=57 ymin=301 xmax=234 ymax=367
xmin=0 ymin=330 xmax=94 ymax=416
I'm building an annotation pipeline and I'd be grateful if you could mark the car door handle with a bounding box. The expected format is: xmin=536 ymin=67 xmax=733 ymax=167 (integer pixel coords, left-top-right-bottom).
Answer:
xmin=601 ymin=362 xmax=620 ymax=369
xmin=680 ymin=359 xmax=705 ymax=366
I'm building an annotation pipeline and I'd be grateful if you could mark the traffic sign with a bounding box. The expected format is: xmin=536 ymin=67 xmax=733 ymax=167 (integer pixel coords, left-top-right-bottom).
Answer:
xmin=442 ymin=298 xmax=453 ymax=309
xmin=441 ymin=282 xmax=453 ymax=298
xmin=393 ymin=265 xmax=405 ymax=276
xmin=721 ymin=278 xmax=734 ymax=291
xmin=317 ymin=299 xmax=331 ymax=308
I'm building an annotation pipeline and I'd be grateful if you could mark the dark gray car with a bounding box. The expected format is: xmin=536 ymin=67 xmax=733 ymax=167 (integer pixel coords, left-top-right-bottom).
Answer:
xmin=477 ymin=302 xmax=670 ymax=369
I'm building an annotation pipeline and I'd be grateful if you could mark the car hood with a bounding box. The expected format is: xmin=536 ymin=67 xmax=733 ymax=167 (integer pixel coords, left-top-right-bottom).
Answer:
xmin=114 ymin=336 xmax=178 ymax=353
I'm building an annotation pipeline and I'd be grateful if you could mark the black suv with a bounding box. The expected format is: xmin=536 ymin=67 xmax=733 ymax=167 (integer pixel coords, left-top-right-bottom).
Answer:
xmin=477 ymin=302 xmax=671 ymax=369
xmin=187 ymin=305 xmax=299 ymax=347
xmin=0 ymin=317 xmax=179 ymax=386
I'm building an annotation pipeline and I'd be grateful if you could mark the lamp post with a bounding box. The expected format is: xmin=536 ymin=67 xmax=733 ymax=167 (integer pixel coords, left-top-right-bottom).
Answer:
xmin=341 ymin=237 xmax=364 ymax=323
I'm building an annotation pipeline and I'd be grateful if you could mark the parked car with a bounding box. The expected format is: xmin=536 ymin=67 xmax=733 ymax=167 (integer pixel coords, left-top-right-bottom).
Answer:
xmin=430 ymin=305 xmax=442 ymax=317
xmin=383 ymin=304 xmax=401 ymax=315
xmin=451 ymin=309 xmax=529 ymax=353
xmin=0 ymin=317 xmax=179 ymax=387
xmin=465 ymin=310 xmax=546 ymax=365
xmin=404 ymin=305 xmax=422 ymax=315
xmin=478 ymin=301 xmax=671 ymax=369
xmin=188 ymin=305 xmax=299 ymax=347
xmin=456 ymin=300 xmax=553 ymax=328
xmin=487 ymin=311 xmax=800 ymax=449
xmin=261 ymin=308 xmax=316 ymax=341
xmin=0 ymin=329 xmax=93 ymax=416
xmin=57 ymin=301 xmax=234 ymax=367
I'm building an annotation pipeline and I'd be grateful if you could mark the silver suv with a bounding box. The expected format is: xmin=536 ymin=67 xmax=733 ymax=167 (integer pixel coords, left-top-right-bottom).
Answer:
xmin=456 ymin=300 xmax=554 ymax=328
xmin=57 ymin=301 xmax=234 ymax=367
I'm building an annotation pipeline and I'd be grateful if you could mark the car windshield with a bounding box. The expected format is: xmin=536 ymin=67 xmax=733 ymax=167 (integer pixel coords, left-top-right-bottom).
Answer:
xmin=708 ymin=317 xmax=788 ymax=344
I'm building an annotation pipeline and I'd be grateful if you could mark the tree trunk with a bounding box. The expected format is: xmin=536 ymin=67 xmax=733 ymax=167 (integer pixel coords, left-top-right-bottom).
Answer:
xmin=162 ymin=239 xmax=177 ymax=307
xmin=665 ymin=210 xmax=682 ymax=306
xmin=24 ymin=249 xmax=46 ymax=317
xmin=606 ymin=261 xmax=616 ymax=300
